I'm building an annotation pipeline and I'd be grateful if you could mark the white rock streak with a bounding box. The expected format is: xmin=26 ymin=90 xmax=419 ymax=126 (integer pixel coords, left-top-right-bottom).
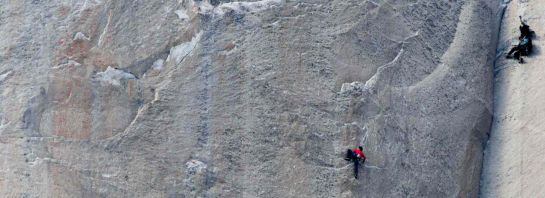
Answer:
xmin=190 ymin=0 xmax=282 ymax=16
xmin=94 ymin=66 xmax=135 ymax=86
xmin=52 ymin=60 xmax=81 ymax=69
xmin=340 ymin=81 xmax=367 ymax=94
xmin=0 ymin=71 xmax=12 ymax=83
xmin=216 ymin=0 xmax=282 ymax=14
xmin=73 ymin=32 xmax=90 ymax=41
xmin=175 ymin=10 xmax=189 ymax=20
xmin=166 ymin=32 xmax=202 ymax=65
xmin=98 ymin=11 xmax=112 ymax=47
xmin=152 ymin=59 xmax=165 ymax=71
xmin=186 ymin=159 xmax=206 ymax=174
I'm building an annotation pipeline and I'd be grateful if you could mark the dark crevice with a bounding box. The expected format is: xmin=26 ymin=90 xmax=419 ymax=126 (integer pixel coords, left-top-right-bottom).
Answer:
xmin=478 ymin=0 xmax=510 ymax=196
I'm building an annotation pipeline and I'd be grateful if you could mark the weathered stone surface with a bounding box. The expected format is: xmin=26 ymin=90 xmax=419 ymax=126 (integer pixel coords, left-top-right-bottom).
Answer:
xmin=481 ymin=0 xmax=545 ymax=197
xmin=0 ymin=0 xmax=500 ymax=197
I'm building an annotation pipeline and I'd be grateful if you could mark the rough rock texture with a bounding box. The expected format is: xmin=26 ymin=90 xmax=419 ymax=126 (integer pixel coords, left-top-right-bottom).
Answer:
xmin=0 ymin=0 xmax=500 ymax=197
xmin=481 ymin=0 xmax=545 ymax=197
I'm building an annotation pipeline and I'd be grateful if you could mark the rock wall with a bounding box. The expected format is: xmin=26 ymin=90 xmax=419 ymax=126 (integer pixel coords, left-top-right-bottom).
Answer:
xmin=0 ymin=0 xmax=500 ymax=197
xmin=481 ymin=0 xmax=545 ymax=197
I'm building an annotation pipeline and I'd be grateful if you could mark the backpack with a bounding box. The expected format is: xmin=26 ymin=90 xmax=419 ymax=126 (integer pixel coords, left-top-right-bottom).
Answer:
xmin=345 ymin=149 xmax=356 ymax=160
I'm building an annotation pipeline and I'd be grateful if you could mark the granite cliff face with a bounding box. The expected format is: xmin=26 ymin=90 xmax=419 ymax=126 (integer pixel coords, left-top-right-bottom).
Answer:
xmin=0 ymin=0 xmax=500 ymax=197
xmin=481 ymin=0 xmax=545 ymax=197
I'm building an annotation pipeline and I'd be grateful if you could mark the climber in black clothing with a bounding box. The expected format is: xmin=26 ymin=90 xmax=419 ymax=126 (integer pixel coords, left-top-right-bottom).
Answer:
xmin=506 ymin=16 xmax=534 ymax=63
xmin=507 ymin=35 xmax=532 ymax=63
xmin=519 ymin=16 xmax=533 ymax=39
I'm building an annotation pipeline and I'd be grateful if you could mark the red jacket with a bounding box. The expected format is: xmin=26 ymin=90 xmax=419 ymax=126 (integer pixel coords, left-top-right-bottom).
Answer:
xmin=353 ymin=149 xmax=366 ymax=159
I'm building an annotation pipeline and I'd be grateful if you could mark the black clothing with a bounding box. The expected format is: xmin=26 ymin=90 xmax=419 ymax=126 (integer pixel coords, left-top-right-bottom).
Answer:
xmin=354 ymin=158 xmax=359 ymax=179
xmin=507 ymin=36 xmax=532 ymax=63
xmin=345 ymin=149 xmax=355 ymax=161
xmin=520 ymin=23 xmax=531 ymax=39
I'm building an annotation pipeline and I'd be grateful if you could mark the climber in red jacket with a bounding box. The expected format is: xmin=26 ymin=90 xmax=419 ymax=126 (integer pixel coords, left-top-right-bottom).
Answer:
xmin=344 ymin=146 xmax=366 ymax=179
xmin=356 ymin=147 xmax=366 ymax=162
